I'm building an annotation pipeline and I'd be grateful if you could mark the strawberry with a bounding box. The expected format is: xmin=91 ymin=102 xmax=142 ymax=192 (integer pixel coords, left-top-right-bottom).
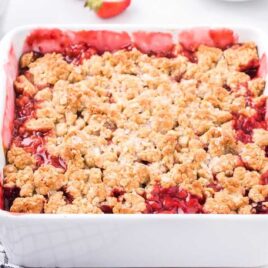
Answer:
xmin=179 ymin=28 xmax=237 ymax=51
xmin=85 ymin=0 xmax=131 ymax=19
xmin=75 ymin=30 xmax=132 ymax=52
xmin=133 ymin=32 xmax=174 ymax=56
xmin=179 ymin=28 xmax=214 ymax=51
xmin=209 ymin=28 xmax=237 ymax=49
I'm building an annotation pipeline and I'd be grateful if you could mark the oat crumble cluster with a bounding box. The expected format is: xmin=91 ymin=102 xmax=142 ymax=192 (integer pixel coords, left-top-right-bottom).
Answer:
xmin=3 ymin=41 xmax=268 ymax=214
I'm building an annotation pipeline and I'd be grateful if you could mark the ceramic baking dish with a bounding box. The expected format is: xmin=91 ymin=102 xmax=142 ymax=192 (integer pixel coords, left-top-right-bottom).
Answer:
xmin=0 ymin=25 xmax=268 ymax=268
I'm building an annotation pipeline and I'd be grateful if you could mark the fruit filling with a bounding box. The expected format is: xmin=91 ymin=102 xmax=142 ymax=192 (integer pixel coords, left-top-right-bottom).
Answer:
xmin=2 ymin=28 xmax=268 ymax=214
xmin=145 ymin=185 xmax=203 ymax=214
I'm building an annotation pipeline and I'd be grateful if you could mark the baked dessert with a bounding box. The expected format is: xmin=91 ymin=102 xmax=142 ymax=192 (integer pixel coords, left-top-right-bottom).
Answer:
xmin=3 ymin=30 xmax=268 ymax=214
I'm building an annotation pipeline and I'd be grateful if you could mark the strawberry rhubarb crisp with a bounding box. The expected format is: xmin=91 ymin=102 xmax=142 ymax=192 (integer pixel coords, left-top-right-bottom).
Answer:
xmin=2 ymin=29 xmax=268 ymax=214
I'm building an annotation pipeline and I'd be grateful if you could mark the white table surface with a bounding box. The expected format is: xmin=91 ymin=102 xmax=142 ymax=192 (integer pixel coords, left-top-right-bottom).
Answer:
xmin=1 ymin=0 xmax=268 ymax=34
xmin=1 ymin=0 xmax=268 ymax=267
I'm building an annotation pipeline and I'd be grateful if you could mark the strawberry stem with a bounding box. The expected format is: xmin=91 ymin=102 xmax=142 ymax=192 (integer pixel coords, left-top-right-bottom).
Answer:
xmin=84 ymin=0 xmax=103 ymax=11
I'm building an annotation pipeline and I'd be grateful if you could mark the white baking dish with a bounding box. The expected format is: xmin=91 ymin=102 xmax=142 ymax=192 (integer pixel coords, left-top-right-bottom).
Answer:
xmin=0 ymin=25 xmax=268 ymax=268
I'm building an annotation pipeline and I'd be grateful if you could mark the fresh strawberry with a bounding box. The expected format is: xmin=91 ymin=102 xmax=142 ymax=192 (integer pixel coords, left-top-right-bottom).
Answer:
xmin=85 ymin=0 xmax=131 ymax=19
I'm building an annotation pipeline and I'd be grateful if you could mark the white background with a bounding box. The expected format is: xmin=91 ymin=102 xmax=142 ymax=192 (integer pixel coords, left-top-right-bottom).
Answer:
xmin=1 ymin=0 xmax=268 ymax=34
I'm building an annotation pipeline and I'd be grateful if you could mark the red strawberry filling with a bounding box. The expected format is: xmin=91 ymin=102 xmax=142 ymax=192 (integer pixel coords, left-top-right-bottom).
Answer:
xmin=240 ymin=59 xmax=260 ymax=79
xmin=111 ymin=188 xmax=125 ymax=199
xmin=3 ymin=186 xmax=20 ymax=210
xmin=133 ymin=32 xmax=174 ymax=57
xmin=3 ymin=90 xmax=66 ymax=209
xmin=2 ymin=27 xmax=266 ymax=214
xmin=179 ymin=28 xmax=237 ymax=51
xmin=64 ymin=43 xmax=97 ymax=65
xmin=25 ymin=29 xmax=72 ymax=54
xmin=233 ymin=97 xmax=267 ymax=144
xmin=145 ymin=185 xmax=204 ymax=214
xmin=209 ymin=28 xmax=237 ymax=50
xmin=100 ymin=205 xmax=113 ymax=214
xmin=24 ymin=28 xmax=240 ymax=62
xmin=254 ymin=202 xmax=268 ymax=214
xmin=11 ymin=92 xmax=66 ymax=171
xmin=25 ymin=29 xmax=132 ymax=55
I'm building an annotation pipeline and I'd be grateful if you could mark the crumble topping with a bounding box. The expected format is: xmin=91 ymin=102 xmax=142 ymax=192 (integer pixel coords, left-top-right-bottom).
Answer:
xmin=3 ymin=39 xmax=268 ymax=214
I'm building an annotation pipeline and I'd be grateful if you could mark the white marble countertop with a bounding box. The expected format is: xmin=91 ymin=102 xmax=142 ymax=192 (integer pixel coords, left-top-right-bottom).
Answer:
xmin=1 ymin=0 xmax=268 ymax=34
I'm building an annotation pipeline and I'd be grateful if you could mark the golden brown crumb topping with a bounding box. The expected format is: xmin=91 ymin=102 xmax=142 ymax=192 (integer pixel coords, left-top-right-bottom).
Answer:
xmin=3 ymin=42 xmax=268 ymax=214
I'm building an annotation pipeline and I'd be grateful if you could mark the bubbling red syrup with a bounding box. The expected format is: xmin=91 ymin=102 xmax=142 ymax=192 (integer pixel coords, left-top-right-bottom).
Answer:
xmin=111 ymin=188 xmax=125 ymax=199
xmin=3 ymin=186 xmax=20 ymax=210
xmin=14 ymin=130 xmax=66 ymax=171
xmin=254 ymin=201 xmax=268 ymax=214
xmin=14 ymin=95 xmax=37 ymax=131
xmin=3 ymin=89 xmax=66 ymax=209
xmin=179 ymin=47 xmax=198 ymax=63
xmin=61 ymin=185 xmax=74 ymax=204
xmin=240 ymin=59 xmax=260 ymax=79
xmin=100 ymin=205 xmax=113 ymax=214
xmin=233 ymin=98 xmax=267 ymax=144
xmin=247 ymin=168 xmax=268 ymax=214
xmin=64 ymin=43 xmax=97 ymax=65
xmin=11 ymin=91 xmax=66 ymax=171
xmin=249 ymin=195 xmax=268 ymax=214
xmin=3 ymin=62 xmax=68 ymax=209
xmin=145 ymin=185 xmax=204 ymax=214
